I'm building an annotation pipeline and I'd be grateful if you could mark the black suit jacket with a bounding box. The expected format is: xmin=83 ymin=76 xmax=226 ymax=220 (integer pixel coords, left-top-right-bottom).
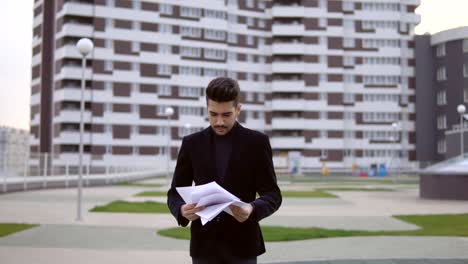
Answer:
xmin=167 ymin=122 xmax=282 ymax=258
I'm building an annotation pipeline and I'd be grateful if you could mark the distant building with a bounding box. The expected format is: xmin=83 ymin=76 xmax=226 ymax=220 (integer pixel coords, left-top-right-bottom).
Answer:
xmin=31 ymin=0 xmax=420 ymax=173
xmin=0 ymin=126 xmax=29 ymax=176
xmin=415 ymin=26 xmax=468 ymax=164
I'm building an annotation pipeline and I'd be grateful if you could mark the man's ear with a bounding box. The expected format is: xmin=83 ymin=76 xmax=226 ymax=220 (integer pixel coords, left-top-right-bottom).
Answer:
xmin=236 ymin=103 xmax=242 ymax=114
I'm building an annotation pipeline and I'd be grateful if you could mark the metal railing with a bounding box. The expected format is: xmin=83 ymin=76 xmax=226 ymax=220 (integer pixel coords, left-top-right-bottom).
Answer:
xmin=1 ymin=152 xmax=168 ymax=193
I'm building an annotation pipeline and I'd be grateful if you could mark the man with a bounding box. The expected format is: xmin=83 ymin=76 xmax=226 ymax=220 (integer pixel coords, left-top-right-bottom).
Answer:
xmin=167 ymin=77 xmax=282 ymax=264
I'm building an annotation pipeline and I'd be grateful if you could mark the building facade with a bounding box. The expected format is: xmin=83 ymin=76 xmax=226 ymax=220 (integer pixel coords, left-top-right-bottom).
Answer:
xmin=31 ymin=0 xmax=420 ymax=173
xmin=0 ymin=127 xmax=30 ymax=176
xmin=415 ymin=26 xmax=468 ymax=164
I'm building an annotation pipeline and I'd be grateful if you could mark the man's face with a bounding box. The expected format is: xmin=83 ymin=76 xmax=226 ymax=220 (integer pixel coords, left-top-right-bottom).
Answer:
xmin=207 ymin=99 xmax=241 ymax=136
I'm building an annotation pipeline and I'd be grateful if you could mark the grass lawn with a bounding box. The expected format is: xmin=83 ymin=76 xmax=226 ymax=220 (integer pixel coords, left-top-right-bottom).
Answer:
xmin=157 ymin=213 xmax=468 ymax=241
xmin=0 ymin=223 xmax=38 ymax=238
xmin=281 ymin=190 xmax=337 ymax=198
xmin=135 ymin=190 xmax=338 ymax=198
xmin=134 ymin=191 xmax=167 ymax=197
xmin=317 ymin=187 xmax=394 ymax=192
xmin=90 ymin=200 xmax=169 ymax=214
xmin=114 ymin=182 xmax=165 ymax=188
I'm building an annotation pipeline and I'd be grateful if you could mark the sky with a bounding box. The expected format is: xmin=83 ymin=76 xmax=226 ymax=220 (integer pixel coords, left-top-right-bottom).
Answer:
xmin=1 ymin=0 xmax=468 ymax=131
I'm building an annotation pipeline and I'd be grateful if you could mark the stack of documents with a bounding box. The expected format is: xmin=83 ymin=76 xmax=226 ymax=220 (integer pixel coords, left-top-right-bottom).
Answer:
xmin=176 ymin=181 xmax=248 ymax=225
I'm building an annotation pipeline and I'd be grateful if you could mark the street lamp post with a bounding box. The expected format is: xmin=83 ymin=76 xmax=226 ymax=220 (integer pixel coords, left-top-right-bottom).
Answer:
xmin=391 ymin=122 xmax=400 ymax=183
xmin=164 ymin=107 xmax=174 ymax=185
xmin=457 ymin=104 xmax=466 ymax=157
xmin=76 ymin=38 xmax=93 ymax=221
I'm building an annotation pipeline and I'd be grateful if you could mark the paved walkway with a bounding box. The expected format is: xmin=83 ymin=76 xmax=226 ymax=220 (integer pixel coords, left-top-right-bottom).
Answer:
xmin=0 ymin=179 xmax=467 ymax=263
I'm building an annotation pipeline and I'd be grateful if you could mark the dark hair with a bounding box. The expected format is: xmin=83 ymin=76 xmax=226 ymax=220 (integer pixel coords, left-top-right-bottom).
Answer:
xmin=205 ymin=77 xmax=240 ymax=106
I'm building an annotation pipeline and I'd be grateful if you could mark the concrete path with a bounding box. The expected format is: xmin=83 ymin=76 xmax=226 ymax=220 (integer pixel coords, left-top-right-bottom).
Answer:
xmin=0 ymin=180 xmax=467 ymax=264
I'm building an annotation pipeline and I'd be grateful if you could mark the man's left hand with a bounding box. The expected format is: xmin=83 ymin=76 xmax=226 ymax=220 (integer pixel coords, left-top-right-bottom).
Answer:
xmin=229 ymin=203 xmax=253 ymax=223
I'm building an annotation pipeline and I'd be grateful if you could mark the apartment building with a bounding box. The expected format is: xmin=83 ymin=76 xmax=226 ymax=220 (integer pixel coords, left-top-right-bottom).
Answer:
xmin=31 ymin=0 xmax=420 ymax=173
xmin=0 ymin=126 xmax=29 ymax=176
xmin=416 ymin=26 xmax=468 ymax=164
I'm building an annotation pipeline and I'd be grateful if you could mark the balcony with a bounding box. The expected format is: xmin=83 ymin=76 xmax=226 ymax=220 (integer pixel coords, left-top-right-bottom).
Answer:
xmin=271 ymin=118 xmax=305 ymax=130
xmin=271 ymin=136 xmax=305 ymax=149
xmin=272 ymin=99 xmax=305 ymax=111
xmin=272 ymin=43 xmax=305 ymax=54
xmin=272 ymin=24 xmax=305 ymax=36
xmin=272 ymin=61 xmax=305 ymax=73
xmin=271 ymin=5 xmax=305 ymax=17
xmin=272 ymin=80 xmax=305 ymax=92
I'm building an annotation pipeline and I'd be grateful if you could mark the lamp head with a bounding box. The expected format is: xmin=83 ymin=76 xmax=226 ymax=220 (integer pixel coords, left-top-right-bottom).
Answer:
xmin=164 ymin=107 xmax=174 ymax=116
xmin=457 ymin=104 xmax=466 ymax=114
xmin=76 ymin=38 xmax=94 ymax=56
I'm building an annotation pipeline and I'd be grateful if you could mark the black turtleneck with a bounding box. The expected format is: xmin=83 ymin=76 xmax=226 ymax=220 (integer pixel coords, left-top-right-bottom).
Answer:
xmin=212 ymin=123 xmax=236 ymax=184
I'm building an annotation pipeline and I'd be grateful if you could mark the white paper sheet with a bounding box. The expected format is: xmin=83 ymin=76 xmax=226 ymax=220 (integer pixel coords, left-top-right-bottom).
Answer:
xmin=176 ymin=181 xmax=248 ymax=225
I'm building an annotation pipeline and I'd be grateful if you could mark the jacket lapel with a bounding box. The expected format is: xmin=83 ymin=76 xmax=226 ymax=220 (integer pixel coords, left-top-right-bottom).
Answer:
xmin=201 ymin=127 xmax=217 ymax=184
xmin=224 ymin=123 xmax=243 ymax=187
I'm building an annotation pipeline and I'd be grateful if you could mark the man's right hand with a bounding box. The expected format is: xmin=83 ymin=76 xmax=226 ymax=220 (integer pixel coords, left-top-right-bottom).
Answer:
xmin=181 ymin=203 xmax=205 ymax=221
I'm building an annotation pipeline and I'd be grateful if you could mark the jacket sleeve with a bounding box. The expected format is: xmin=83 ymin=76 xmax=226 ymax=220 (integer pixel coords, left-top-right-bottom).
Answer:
xmin=249 ymin=134 xmax=282 ymax=222
xmin=167 ymin=137 xmax=193 ymax=227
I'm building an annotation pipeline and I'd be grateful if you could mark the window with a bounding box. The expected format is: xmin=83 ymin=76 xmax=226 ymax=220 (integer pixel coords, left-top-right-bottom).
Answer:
xmin=228 ymin=14 xmax=237 ymax=24
xmin=181 ymin=46 xmax=201 ymax=58
xmin=319 ymin=18 xmax=326 ymax=28
xmin=160 ymin=4 xmax=172 ymax=15
xmin=132 ymin=104 xmax=139 ymax=113
xmin=437 ymin=139 xmax=446 ymax=154
xmin=344 ymin=93 xmax=355 ymax=103
xmin=436 ymin=44 xmax=446 ymax=57
xmin=105 ymin=18 xmax=113 ymax=29
xmin=205 ymin=9 xmax=226 ymax=20
xmin=181 ymin=6 xmax=201 ymax=18
xmin=158 ymin=84 xmax=171 ymax=96
xmin=132 ymin=62 xmax=139 ymax=71
xmin=247 ymin=17 xmax=254 ymax=27
xmin=181 ymin=26 xmax=202 ymax=38
xmin=131 ymin=41 xmax=139 ymax=52
xmin=258 ymin=19 xmax=265 ymax=28
xmin=246 ymin=0 xmax=254 ymax=8
xmin=133 ymin=146 xmax=139 ymax=155
xmin=159 ymin=24 xmax=172 ymax=34
xmin=437 ymin=66 xmax=447 ymax=81
xmin=258 ymin=93 xmax=265 ymax=102
xmin=205 ymin=29 xmax=225 ymax=41
xmin=133 ymin=21 xmax=140 ymax=30
xmin=465 ymin=87 xmax=468 ymax=102
xmin=157 ymin=64 xmax=171 ymax=75
xmin=344 ymin=112 xmax=354 ymax=120
xmin=437 ymin=90 xmax=447 ymax=105
xmin=463 ymin=39 xmax=468 ymax=53
xmin=437 ymin=115 xmax=447 ymax=129
xmin=204 ymin=48 xmax=226 ymax=60
xmin=228 ymin=52 xmax=236 ymax=61
xmin=343 ymin=56 xmax=354 ymax=67
xmin=246 ymin=35 xmax=254 ymax=45
xmin=180 ymin=66 xmax=202 ymax=76
xmin=105 ymin=39 xmax=113 ymax=50
xmin=179 ymin=106 xmax=202 ymax=116
xmin=158 ymin=44 xmax=171 ymax=54
xmin=179 ymin=86 xmax=200 ymax=97
xmin=343 ymin=38 xmax=354 ymax=48
xmin=464 ymin=63 xmax=468 ymax=77
xmin=320 ymin=130 xmax=328 ymax=138
xmin=342 ymin=1 xmax=354 ymax=11
xmin=204 ymin=68 xmax=225 ymax=77
xmin=228 ymin=33 xmax=237 ymax=43
xmin=104 ymin=61 xmax=113 ymax=71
